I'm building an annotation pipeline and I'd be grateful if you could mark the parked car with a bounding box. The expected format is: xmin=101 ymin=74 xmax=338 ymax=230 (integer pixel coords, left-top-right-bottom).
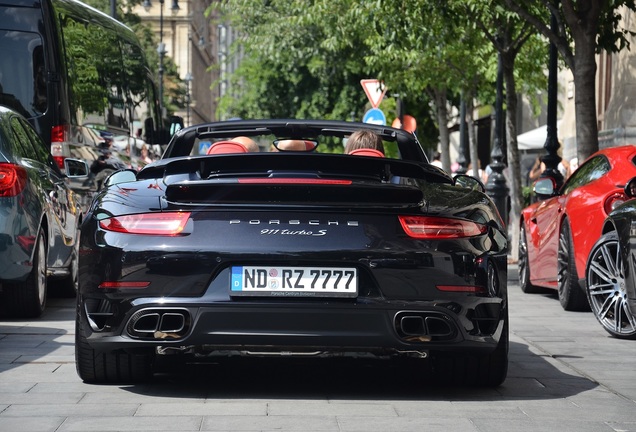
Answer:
xmin=519 ymin=145 xmax=636 ymax=311
xmin=585 ymin=176 xmax=636 ymax=339
xmin=0 ymin=106 xmax=88 ymax=317
xmin=0 ymin=0 xmax=178 ymax=214
xmin=76 ymin=119 xmax=509 ymax=386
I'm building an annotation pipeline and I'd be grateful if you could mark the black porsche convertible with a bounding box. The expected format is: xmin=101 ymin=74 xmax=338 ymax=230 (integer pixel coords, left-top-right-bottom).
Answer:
xmin=75 ymin=120 xmax=509 ymax=386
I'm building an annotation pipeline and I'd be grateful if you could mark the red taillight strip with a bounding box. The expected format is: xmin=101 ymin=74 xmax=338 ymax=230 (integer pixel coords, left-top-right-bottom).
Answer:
xmin=0 ymin=163 xmax=28 ymax=197
xmin=98 ymin=281 xmax=150 ymax=289
xmin=99 ymin=212 xmax=191 ymax=235
xmin=603 ymin=192 xmax=626 ymax=215
xmin=237 ymin=178 xmax=352 ymax=185
xmin=437 ymin=285 xmax=486 ymax=293
xmin=398 ymin=215 xmax=487 ymax=239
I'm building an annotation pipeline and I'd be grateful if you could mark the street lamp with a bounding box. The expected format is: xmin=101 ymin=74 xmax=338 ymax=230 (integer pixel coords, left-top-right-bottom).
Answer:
xmin=540 ymin=2 xmax=564 ymax=188
xmin=143 ymin=0 xmax=180 ymax=119
xmin=184 ymin=72 xmax=192 ymax=127
xmin=485 ymin=38 xmax=510 ymax=225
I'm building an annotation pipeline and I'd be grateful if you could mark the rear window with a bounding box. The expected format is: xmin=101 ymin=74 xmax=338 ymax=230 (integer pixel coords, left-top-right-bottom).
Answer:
xmin=0 ymin=30 xmax=46 ymax=118
xmin=0 ymin=6 xmax=46 ymax=118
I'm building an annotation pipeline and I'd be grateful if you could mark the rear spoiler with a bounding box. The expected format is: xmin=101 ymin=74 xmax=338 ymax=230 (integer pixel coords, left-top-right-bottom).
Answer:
xmin=139 ymin=153 xmax=452 ymax=184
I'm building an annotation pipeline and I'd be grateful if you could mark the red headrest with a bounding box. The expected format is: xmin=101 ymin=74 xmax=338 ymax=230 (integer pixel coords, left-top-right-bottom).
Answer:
xmin=207 ymin=141 xmax=249 ymax=154
xmin=348 ymin=148 xmax=385 ymax=158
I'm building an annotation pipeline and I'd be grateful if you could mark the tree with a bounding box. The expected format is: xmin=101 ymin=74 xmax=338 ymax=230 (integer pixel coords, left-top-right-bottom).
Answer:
xmin=504 ymin=0 xmax=636 ymax=162
xmin=463 ymin=0 xmax=549 ymax=261
xmin=84 ymin=0 xmax=186 ymax=116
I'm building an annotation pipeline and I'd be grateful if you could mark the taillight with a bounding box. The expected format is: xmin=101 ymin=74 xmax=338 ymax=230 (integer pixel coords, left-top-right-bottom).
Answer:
xmin=98 ymin=281 xmax=150 ymax=289
xmin=604 ymin=192 xmax=627 ymax=214
xmin=51 ymin=125 xmax=67 ymax=169
xmin=237 ymin=178 xmax=352 ymax=185
xmin=436 ymin=285 xmax=486 ymax=293
xmin=399 ymin=215 xmax=487 ymax=239
xmin=99 ymin=212 xmax=191 ymax=235
xmin=51 ymin=125 xmax=66 ymax=143
xmin=0 ymin=163 xmax=28 ymax=197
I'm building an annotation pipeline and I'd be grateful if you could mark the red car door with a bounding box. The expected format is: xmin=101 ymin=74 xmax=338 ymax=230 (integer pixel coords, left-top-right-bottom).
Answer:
xmin=527 ymin=195 xmax=562 ymax=285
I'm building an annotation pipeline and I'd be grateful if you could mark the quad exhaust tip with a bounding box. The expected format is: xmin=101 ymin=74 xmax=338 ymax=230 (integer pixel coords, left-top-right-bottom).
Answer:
xmin=394 ymin=311 xmax=456 ymax=341
xmin=127 ymin=308 xmax=191 ymax=340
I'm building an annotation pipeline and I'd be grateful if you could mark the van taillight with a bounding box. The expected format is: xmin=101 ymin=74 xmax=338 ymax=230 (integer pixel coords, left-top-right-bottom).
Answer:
xmin=0 ymin=163 xmax=28 ymax=197
xmin=51 ymin=125 xmax=67 ymax=169
xmin=51 ymin=125 xmax=66 ymax=143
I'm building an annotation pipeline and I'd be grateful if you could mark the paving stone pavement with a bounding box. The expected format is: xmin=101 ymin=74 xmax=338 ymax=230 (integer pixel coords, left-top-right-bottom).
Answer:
xmin=0 ymin=265 xmax=635 ymax=432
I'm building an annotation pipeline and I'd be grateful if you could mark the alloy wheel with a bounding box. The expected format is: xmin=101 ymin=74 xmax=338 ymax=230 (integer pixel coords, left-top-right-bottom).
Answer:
xmin=586 ymin=233 xmax=636 ymax=338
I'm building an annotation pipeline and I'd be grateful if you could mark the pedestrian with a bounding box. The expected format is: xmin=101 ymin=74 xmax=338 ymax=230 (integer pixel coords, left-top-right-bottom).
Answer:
xmin=430 ymin=151 xmax=443 ymax=168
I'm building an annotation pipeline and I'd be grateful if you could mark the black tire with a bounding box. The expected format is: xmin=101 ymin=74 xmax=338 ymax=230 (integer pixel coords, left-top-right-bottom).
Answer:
xmin=75 ymin=304 xmax=155 ymax=383
xmin=586 ymin=231 xmax=636 ymax=339
xmin=2 ymin=229 xmax=47 ymax=318
xmin=518 ymin=222 xmax=541 ymax=293
xmin=557 ymin=219 xmax=590 ymax=311
xmin=431 ymin=318 xmax=509 ymax=387
xmin=55 ymin=228 xmax=80 ymax=298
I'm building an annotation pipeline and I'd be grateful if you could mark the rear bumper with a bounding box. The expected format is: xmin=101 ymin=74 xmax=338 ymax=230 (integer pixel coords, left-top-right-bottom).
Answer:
xmin=80 ymin=297 xmax=507 ymax=357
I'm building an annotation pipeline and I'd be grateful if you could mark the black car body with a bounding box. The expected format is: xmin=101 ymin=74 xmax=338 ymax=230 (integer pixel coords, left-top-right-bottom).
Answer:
xmin=76 ymin=120 xmax=509 ymax=386
xmin=0 ymin=105 xmax=88 ymax=317
xmin=585 ymin=176 xmax=636 ymax=339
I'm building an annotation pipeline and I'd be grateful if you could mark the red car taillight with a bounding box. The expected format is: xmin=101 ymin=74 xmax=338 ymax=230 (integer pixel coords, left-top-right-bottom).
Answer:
xmin=99 ymin=212 xmax=191 ymax=235
xmin=603 ymin=192 xmax=627 ymax=215
xmin=0 ymin=163 xmax=28 ymax=197
xmin=399 ymin=215 xmax=487 ymax=239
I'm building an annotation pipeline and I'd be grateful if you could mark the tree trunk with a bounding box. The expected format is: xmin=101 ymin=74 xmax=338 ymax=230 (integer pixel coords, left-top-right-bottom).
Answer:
xmin=433 ymin=87 xmax=452 ymax=173
xmin=572 ymin=36 xmax=599 ymax=162
xmin=466 ymin=97 xmax=479 ymax=181
xmin=503 ymin=53 xmax=522 ymax=262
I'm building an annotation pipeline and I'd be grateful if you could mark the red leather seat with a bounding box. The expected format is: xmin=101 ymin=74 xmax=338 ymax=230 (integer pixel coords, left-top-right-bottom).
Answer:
xmin=207 ymin=141 xmax=249 ymax=154
xmin=348 ymin=148 xmax=384 ymax=157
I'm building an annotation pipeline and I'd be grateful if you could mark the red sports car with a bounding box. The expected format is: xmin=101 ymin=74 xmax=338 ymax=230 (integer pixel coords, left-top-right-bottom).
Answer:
xmin=519 ymin=145 xmax=636 ymax=310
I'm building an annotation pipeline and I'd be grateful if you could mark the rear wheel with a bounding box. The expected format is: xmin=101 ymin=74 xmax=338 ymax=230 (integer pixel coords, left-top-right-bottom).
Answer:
xmin=518 ymin=223 xmax=541 ymax=293
xmin=586 ymin=231 xmax=636 ymax=339
xmin=431 ymin=318 xmax=508 ymax=387
xmin=557 ymin=219 xmax=590 ymax=311
xmin=75 ymin=304 xmax=155 ymax=383
xmin=2 ymin=229 xmax=47 ymax=318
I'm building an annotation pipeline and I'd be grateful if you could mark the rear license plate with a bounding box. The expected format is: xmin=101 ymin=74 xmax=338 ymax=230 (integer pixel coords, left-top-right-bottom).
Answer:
xmin=230 ymin=266 xmax=358 ymax=297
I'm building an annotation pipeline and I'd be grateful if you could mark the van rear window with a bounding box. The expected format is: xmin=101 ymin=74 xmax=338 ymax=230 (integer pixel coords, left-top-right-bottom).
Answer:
xmin=0 ymin=29 xmax=46 ymax=118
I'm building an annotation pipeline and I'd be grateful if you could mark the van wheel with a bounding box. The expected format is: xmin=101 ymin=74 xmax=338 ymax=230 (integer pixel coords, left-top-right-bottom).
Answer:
xmin=56 ymin=228 xmax=80 ymax=298
xmin=75 ymin=305 xmax=154 ymax=383
xmin=2 ymin=229 xmax=47 ymax=318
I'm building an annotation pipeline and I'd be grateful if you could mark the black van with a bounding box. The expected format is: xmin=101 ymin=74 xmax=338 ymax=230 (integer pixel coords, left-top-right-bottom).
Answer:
xmin=0 ymin=0 xmax=177 ymax=211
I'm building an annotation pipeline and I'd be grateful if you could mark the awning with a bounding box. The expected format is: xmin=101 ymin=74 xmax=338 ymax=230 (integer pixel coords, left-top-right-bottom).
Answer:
xmin=517 ymin=120 xmax=562 ymax=151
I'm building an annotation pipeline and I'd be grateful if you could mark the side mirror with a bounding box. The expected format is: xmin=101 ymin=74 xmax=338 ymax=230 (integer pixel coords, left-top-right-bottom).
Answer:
xmin=453 ymin=174 xmax=485 ymax=192
xmin=624 ymin=176 xmax=636 ymax=198
xmin=533 ymin=177 xmax=557 ymax=199
xmin=64 ymin=158 xmax=89 ymax=178
xmin=103 ymin=169 xmax=137 ymax=188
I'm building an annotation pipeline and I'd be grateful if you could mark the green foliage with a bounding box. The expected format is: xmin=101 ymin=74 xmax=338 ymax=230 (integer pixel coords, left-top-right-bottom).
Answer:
xmin=83 ymin=0 xmax=185 ymax=116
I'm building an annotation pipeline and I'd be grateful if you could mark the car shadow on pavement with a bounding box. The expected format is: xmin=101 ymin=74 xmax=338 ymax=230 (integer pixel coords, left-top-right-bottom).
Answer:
xmin=121 ymin=340 xmax=598 ymax=401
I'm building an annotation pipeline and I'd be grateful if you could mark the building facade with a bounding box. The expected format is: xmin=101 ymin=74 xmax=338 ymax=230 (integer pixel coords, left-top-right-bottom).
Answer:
xmin=137 ymin=0 xmax=220 ymax=126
